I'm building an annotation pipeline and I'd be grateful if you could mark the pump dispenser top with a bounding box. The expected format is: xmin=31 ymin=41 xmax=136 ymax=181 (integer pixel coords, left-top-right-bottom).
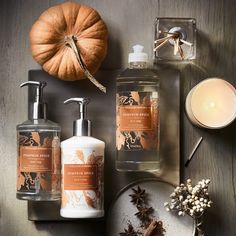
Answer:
xmin=128 ymin=44 xmax=148 ymax=63
xmin=20 ymin=81 xmax=47 ymax=120
xmin=64 ymin=98 xmax=91 ymax=137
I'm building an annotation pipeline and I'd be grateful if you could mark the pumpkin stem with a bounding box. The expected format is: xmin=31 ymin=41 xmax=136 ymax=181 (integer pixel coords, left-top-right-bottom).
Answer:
xmin=64 ymin=35 xmax=106 ymax=93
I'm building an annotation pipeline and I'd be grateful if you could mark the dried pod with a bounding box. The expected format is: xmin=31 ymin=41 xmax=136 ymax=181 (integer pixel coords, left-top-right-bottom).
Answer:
xmin=129 ymin=186 xmax=146 ymax=206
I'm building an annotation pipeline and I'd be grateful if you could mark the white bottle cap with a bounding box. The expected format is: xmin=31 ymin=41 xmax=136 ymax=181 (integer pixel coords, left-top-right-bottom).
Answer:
xmin=128 ymin=44 xmax=148 ymax=63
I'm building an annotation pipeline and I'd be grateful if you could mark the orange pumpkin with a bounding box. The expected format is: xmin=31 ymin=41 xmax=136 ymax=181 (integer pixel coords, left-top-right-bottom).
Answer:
xmin=30 ymin=2 xmax=108 ymax=88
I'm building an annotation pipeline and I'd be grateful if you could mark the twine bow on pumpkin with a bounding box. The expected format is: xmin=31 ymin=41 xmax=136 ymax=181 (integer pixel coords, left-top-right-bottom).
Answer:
xmin=64 ymin=35 xmax=106 ymax=93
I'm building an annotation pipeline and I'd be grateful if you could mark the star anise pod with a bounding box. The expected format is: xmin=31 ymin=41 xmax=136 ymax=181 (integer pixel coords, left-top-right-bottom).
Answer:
xmin=129 ymin=186 xmax=146 ymax=206
xmin=135 ymin=206 xmax=153 ymax=222
xmin=119 ymin=223 xmax=138 ymax=236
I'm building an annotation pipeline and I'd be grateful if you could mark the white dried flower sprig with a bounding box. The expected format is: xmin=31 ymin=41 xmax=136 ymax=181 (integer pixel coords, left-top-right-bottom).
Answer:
xmin=164 ymin=179 xmax=212 ymax=218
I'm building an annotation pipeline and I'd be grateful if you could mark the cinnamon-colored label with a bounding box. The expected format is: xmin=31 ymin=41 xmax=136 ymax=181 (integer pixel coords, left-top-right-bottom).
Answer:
xmin=20 ymin=146 xmax=52 ymax=172
xmin=119 ymin=106 xmax=152 ymax=131
xmin=64 ymin=164 xmax=98 ymax=190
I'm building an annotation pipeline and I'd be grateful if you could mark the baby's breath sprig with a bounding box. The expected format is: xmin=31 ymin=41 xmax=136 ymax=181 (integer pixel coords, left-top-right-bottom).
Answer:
xmin=164 ymin=179 xmax=212 ymax=236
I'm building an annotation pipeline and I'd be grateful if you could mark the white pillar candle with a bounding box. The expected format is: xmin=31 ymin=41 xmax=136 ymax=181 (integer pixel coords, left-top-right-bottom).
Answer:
xmin=185 ymin=78 xmax=236 ymax=129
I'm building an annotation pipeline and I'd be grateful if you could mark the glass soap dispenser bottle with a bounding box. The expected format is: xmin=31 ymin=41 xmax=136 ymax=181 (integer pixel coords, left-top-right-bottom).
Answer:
xmin=60 ymin=98 xmax=105 ymax=218
xmin=16 ymin=81 xmax=61 ymax=201
xmin=116 ymin=45 xmax=160 ymax=172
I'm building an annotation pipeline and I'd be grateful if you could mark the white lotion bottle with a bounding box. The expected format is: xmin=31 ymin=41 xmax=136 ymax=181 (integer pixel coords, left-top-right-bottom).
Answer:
xmin=60 ymin=98 xmax=105 ymax=218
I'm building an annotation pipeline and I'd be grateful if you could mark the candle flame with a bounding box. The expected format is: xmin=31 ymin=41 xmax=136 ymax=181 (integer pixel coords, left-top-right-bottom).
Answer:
xmin=209 ymin=102 xmax=216 ymax=108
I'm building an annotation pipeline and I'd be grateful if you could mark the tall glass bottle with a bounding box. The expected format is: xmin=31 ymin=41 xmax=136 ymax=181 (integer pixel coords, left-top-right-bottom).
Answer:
xmin=116 ymin=45 xmax=160 ymax=171
xmin=16 ymin=81 xmax=61 ymax=201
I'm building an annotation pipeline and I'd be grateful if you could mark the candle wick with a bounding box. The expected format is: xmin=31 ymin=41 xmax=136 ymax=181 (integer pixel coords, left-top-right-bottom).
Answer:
xmin=185 ymin=137 xmax=203 ymax=167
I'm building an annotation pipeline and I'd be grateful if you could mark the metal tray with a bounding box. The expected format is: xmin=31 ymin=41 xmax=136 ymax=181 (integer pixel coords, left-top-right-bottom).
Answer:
xmin=27 ymin=68 xmax=180 ymax=221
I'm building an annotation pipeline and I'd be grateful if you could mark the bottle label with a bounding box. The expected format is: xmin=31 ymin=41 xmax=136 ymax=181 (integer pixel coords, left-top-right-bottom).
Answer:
xmin=61 ymin=148 xmax=104 ymax=210
xmin=17 ymin=131 xmax=61 ymax=193
xmin=20 ymin=147 xmax=52 ymax=172
xmin=117 ymin=91 xmax=159 ymax=151
xmin=64 ymin=164 xmax=98 ymax=190
xmin=119 ymin=106 xmax=152 ymax=131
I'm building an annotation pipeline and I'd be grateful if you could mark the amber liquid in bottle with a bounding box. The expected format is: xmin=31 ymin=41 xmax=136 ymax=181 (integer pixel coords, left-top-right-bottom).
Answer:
xmin=116 ymin=61 xmax=160 ymax=171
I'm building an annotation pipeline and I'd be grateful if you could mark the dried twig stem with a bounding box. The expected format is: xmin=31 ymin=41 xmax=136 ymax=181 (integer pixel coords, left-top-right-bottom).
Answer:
xmin=153 ymin=39 xmax=169 ymax=51
xmin=155 ymin=30 xmax=193 ymax=60
xmin=144 ymin=220 xmax=157 ymax=236
xmin=65 ymin=35 xmax=106 ymax=93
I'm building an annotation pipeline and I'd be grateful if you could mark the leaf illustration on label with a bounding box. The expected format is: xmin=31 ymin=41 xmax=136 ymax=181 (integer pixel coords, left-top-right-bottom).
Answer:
xmin=32 ymin=132 xmax=40 ymax=146
xmin=43 ymin=137 xmax=52 ymax=147
xmin=151 ymin=99 xmax=159 ymax=131
xmin=87 ymin=152 xmax=103 ymax=166
xmin=52 ymin=174 xmax=60 ymax=189
xmin=19 ymin=134 xmax=37 ymax=146
xmin=52 ymin=137 xmax=61 ymax=174
xmin=119 ymin=95 xmax=129 ymax=105
xmin=76 ymin=149 xmax=84 ymax=162
xmin=61 ymin=191 xmax=69 ymax=208
xmin=39 ymin=174 xmax=51 ymax=191
xmin=83 ymin=190 xmax=96 ymax=208
xmin=24 ymin=173 xmax=34 ymax=190
xmin=86 ymin=153 xmax=95 ymax=163
xmin=17 ymin=173 xmax=25 ymax=190
xmin=142 ymin=95 xmax=151 ymax=106
xmin=19 ymin=135 xmax=28 ymax=146
xmin=71 ymin=191 xmax=82 ymax=206
xmin=140 ymin=132 xmax=157 ymax=150
xmin=52 ymin=137 xmax=60 ymax=148
xmin=116 ymin=129 xmax=125 ymax=150
xmin=131 ymin=91 xmax=140 ymax=104
xmin=123 ymin=132 xmax=142 ymax=150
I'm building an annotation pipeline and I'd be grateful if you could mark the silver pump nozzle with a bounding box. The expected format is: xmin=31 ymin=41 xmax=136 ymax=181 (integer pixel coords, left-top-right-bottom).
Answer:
xmin=64 ymin=98 xmax=91 ymax=137
xmin=20 ymin=81 xmax=47 ymax=120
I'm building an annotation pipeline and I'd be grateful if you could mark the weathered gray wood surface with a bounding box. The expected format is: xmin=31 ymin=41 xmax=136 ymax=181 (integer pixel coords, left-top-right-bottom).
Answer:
xmin=0 ymin=0 xmax=235 ymax=235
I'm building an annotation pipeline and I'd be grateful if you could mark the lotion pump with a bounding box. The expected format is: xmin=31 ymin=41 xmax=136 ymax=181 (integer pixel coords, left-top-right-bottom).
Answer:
xmin=16 ymin=81 xmax=61 ymax=201
xmin=60 ymin=98 xmax=105 ymax=218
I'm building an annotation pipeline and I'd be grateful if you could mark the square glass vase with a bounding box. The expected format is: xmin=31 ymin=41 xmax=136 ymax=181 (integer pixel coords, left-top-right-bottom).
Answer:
xmin=154 ymin=18 xmax=196 ymax=62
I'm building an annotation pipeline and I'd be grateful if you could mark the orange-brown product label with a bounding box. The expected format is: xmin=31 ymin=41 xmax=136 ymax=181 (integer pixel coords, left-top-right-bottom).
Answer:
xmin=119 ymin=106 xmax=152 ymax=131
xmin=64 ymin=164 xmax=98 ymax=190
xmin=20 ymin=146 xmax=52 ymax=172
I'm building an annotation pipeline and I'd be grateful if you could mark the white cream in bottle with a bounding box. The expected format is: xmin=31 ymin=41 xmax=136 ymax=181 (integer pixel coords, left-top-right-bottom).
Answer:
xmin=60 ymin=98 xmax=105 ymax=218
